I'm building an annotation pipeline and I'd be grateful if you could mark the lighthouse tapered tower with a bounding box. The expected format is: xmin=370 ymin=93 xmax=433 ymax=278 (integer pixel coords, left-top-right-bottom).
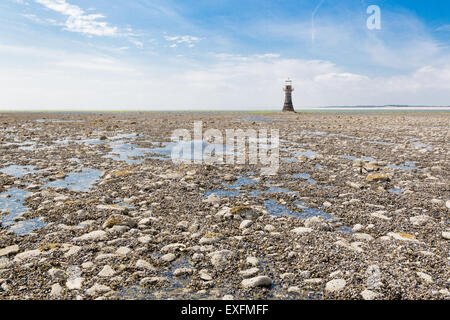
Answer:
xmin=282 ymin=78 xmax=295 ymax=112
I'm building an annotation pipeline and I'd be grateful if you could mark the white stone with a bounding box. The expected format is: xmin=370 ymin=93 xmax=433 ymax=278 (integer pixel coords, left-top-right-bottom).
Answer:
xmin=138 ymin=236 xmax=152 ymax=244
xmin=209 ymin=250 xmax=234 ymax=269
xmin=304 ymin=278 xmax=323 ymax=284
xmin=417 ymin=272 xmax=433 ymax=283
xmin=325 ymin=279 xmax=346 ymax=293
xmin=442 ymin=232 xmax=450 ymax=240
xmin=173 ymin=267 xmax=194 ymax=277
xmin=241 ymin=276 xmax=272 ymax=288
xmin=66 ymin=277 xmax=84 ymax=290
xmin=136 ymin=259 xmax=154 ymax=270
xmin=410 ymin=215 xmax=432 ymax=226
xmin=446 ymin=200 xmax=450 ymax=209
xmin=50 ymin=283 xmax=63 ymax=298
xmin=370 ymin=211 xmax=391 ymax=220
xmin=291 ymin=227 xmax=313 ymax=235
xmin=86 ymin=283 xmax=111 ymax=296
xmin=387 ymin=232 xmax=418 ymax=242
xmin=352 ymin=224 xmax=364 ymax=232
xmin=287 ymin=286 xmax=302 ymax=294
xmin=13 ymin=249 xmax=41 ymax=263
xmin=161 ymin=253 xmax=176 ymax=263
xmin=239 ymin=267 xmax=260 ymax=278
xmin=246 ymin=256 xmax=259 ymax=266
xmin=161 ymin=243 xmax=186 ymax=253
xmin=64 ymin=246 xmax=81 ymax=258
xmin=361 ymin=289 xmax=378 ymax=300
xmin=354 ymin=233 xmax=374 ymax=241
xmin=239 ymin=220 xmax=253 ymax=229
xmin=98 ymin=265 xmax=115 ymax=277
xmin=115 ymin=246 xmax=131 ymax=256
xmin=0 ymin=245 xmax=19 ymax=257
xmin=73 ymin=230 xmax=107 ymax=242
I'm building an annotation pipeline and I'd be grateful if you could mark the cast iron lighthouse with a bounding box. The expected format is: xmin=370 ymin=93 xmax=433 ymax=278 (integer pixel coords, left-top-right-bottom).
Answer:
xmin=282 ymin=78 xmax=295 ymax=112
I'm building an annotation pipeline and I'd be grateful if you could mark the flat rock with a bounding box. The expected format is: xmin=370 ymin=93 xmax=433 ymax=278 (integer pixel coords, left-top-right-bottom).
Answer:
xmin=325 ymin=279 xmax=346 ymax=293
xmin=0 ymin=245 xmax=19 ymax=257
xmin=239 ymin=267 xmax=260 ymax=278
xmin=98 ymin=265 xmax=115 ymax=277
xmin=291 ymin=227 xmax=313 ymax=235
xmin=208 ymin=250 xmax=234 ymax=269
xmin=14 ymin=249 xmax=41 ymax=263
xmin=241 ymin=276 xmax=272 ymax=288
xmin=66 ymin=277 xmax=84 ymax=290
xmin=361 ymin=289 xmax=378 ymax=300
xmin=73 ymin=230 xmax=107 ymax=242
xmin=50 ymin=283 xmax=63 ymax=298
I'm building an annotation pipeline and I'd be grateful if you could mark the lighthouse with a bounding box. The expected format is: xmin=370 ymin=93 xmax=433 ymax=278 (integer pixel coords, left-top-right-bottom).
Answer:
xmin=282 ymin=78 xmax=295 ymax=112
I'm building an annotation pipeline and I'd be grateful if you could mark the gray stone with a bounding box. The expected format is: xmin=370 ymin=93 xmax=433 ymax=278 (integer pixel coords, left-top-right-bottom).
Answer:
xmin=241 ymin=276 xmax=272 ymax=288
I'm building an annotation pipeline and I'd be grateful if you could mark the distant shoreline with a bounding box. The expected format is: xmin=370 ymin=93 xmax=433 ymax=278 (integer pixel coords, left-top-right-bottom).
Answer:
xmin=0 ymin=106 xmax=450 ymax=113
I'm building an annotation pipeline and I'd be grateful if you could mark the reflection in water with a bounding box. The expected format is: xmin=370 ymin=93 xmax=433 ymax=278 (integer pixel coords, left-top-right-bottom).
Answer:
xmin=0 ymin=188 xmax=46 ymax=235
xmin=42 ymin=168 xmax=102 ymax=192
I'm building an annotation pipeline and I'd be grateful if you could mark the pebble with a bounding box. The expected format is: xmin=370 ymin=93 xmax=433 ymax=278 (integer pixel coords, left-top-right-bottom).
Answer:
xmin=66 ymin=277 xmax=84 ymax=290
xmin=209 ymin=250 xmax=234 ymax=269
xmin=241 ymin=276 xmax=272 ymax=288
xmin=361 ymin=289 xmax=378 ymax=300
xmin=50 ymin=283 xmax=63 ymax=298
xmin=73 ymin=230 xmax=107 ymax=242
xmin=173 ymin=267 xmax=194 ymax=277
xmin=416 ymin=272 xmax=433 ymax=283
xmin=135 ymin=259 xmax=154 ymax=270
xmin=86 ymin=283 xmax=111 ymax=296
xmin=291 ymin=227 xmax=313 ymax=235
xmin=442 ymin=232 xmax=450 ymax=240
xmin=98 ymin=265 xmax=115 ymax=277
xmin=246 ymin=256 xmax=259 ymax=266
xmin=325 ymin=279 xmax=346 ymax=293
xmin=161 ymin=253 xmax=176 ymax=263
xmin=239 ymin=220 xmax=253 ymax=229
xmin=239 ymin=267 xmax=260 ymax=278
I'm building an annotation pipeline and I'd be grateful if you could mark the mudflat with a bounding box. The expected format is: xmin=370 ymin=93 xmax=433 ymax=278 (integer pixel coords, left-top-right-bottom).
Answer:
xmin=0 ymin=111 xmax=448 ymax=300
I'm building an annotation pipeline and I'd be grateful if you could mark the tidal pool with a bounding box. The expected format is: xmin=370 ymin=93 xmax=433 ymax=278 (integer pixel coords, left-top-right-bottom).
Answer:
xmin=41 ymin=168 xmax=102 ymax=192
xmin=0 ymin=188 xmax=46 ymax=235
xmin=0 ymin=165 xmax=41 ymax=178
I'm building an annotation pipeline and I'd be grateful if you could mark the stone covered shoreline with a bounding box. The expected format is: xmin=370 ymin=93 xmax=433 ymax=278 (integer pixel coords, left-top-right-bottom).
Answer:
xmin=0 ymin=112 xmax=448 ymax=300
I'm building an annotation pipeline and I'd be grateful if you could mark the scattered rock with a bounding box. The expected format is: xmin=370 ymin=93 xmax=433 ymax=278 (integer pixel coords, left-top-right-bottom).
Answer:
xmin=241 ymin=276 xmax=272 ymax=288
xmin=325 ymin=279 xmax=346 ymax=293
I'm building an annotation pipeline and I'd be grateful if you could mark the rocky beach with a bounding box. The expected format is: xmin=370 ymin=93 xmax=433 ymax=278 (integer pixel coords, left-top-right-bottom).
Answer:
xmin=0 ymin=111 xmax=448 ymax=300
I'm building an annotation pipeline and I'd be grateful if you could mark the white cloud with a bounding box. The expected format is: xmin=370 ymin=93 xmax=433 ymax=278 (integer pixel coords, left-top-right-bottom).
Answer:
xmin=164 ymin=35 xmax=201 ymax=47
xmin=34 ymin=0 xmax=117 ymax=36
xmin=436 ymin=25 xmax=450 ymax=32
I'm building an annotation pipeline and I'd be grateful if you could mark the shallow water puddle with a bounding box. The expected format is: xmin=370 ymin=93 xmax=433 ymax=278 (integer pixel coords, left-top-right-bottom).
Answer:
xmin=338 ymin=155 xmax=376 ymax=162
xmin=205 ymin=176 xmax=257 ymax=197
xmin=263 ymin=199 xmax=336 ymax=220
xmin=41 ymin=168 xmax=102 ymax=192
xmin=148 ymin=140 xmax=236 ymax=162
xmin=105 ymin=141 xmax=150 ymax=164
xmin=388 ymin=188 xmax=403 ymax=195
xmin=0 ymin=165 xmax=41 ymax=178
xmin=291 ymin=173 xmax=317 ymax=184
xmin=0 ymin=188 xmax=46 ymax=235
xmin=389 ymin=161 xmax=418 ymax=171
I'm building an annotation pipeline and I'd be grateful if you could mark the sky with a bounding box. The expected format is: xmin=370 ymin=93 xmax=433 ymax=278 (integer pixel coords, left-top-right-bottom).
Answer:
xmin=0 ymin=0 xmax=449 ymax=110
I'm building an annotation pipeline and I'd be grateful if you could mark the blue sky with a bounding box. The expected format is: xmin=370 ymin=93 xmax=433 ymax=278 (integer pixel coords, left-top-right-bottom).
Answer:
xmin=0 ymin=0 xmax=449 ymax=110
